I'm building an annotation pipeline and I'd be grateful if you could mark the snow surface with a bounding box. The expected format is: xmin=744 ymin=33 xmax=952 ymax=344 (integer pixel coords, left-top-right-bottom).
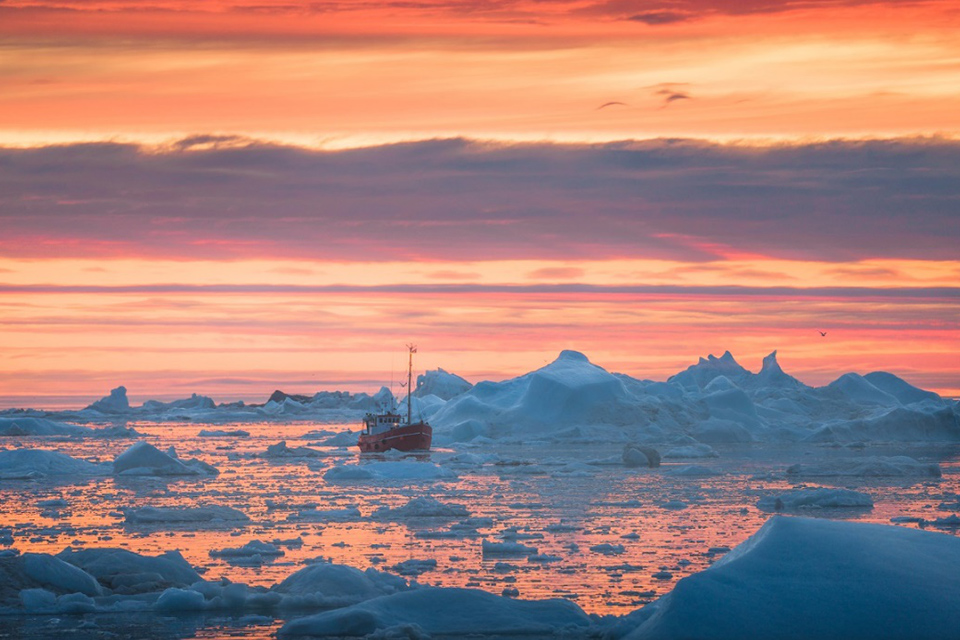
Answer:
xmin=372 ymin=496 xmax=470 ymax=520
xmin=756 ymin=488 xmax=873 ymax=511
xmin=624 ymin=516 xmax=960 ymax=640
xmin=1 ymin=514 xmax=959 ymax=640
xmin=113 ymin=441 xmax=219 ymax=476
xmin=122 ymin=505 xmax=249 ymax=526
xmin=324 ymin=461 xmax=456 ymax=482
xmin=278 ymin=586 xmax=592 ymax=638
xmin=785 ymin=456 xmax=941 ymax=478
xmin=0 ymin=449 xmax=107 ymax=479
xmin=7 ymin=349 xmax=957 ymax=446
xmin=414 ymin=368 xmax=473 ymax=400
xmin=424 ymin=350 xmax=958 ymax=445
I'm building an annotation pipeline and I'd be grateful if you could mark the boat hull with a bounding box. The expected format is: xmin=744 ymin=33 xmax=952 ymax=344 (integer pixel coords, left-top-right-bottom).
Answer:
xmin=357 ymin=422 xmax=432 ymax=453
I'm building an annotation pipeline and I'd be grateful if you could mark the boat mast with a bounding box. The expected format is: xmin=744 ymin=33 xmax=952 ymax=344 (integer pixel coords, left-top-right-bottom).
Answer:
xmin=406 ymin=344 xmax=416 ymax=425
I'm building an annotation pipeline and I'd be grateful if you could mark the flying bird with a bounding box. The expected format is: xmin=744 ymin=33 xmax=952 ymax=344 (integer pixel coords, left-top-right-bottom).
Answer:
xmin=597 ymin=101 xmax=628 ymax=110
xmin=819 ymin=331 xmax=827 ymax=337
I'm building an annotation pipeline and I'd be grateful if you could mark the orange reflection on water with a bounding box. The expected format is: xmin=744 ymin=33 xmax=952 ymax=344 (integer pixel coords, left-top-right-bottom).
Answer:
xmin=4 ymin=422 xmax=960 ymax=617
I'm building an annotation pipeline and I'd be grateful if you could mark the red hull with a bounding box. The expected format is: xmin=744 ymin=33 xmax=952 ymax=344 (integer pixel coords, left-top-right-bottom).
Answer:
xmin=358 ymin=422 xmax=432 ymax=453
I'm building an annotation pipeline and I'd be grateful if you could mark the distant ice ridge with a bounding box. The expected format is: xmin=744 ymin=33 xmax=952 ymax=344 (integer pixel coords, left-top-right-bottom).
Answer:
xmin=3 ymin=348 xmax=957 ymax=444
xmin=429 ymin=349 xmax=959 ymax=444
xmin=2 ymin=384 xmax=403 ymax=425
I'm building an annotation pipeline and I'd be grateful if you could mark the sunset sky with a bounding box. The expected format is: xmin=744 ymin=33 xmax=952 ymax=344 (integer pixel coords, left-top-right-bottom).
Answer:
xmin=1 ymin=0 xmax=958 ymax=405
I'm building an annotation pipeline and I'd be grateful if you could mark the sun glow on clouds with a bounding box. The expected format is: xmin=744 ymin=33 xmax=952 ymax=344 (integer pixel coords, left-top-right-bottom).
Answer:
xmin=1 ymin=2 xmax=959 ymax=145
xmin=1 ymin=257 xmax=958 ymax=402
xmin=2 ymin=258 xmax=960 ymax=289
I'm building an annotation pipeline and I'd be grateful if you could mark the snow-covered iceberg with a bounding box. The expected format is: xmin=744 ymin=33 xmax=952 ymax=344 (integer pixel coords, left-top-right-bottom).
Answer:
xmin=278 ymin=586 xmax=592 ymax=638
xmin=113 ymin=441 xmax=219 ymax=477
xmin=623 ymin=516 xmax=960 ymax=640
xmin=0 ymin=449 xmax=108 ymax=479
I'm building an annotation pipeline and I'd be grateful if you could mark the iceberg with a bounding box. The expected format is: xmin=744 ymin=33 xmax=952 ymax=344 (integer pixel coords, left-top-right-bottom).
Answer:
xmin=623 ymin=516 xmax=960 ymax=640
xmin=113 ymin=441 xmax=219 ymax=476
xmin=278 ymin=586 xmax=592 ymax=638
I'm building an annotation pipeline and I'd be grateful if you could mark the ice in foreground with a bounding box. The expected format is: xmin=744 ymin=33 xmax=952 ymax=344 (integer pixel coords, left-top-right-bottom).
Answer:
xmin=624 ymin=516 xmax=960 ymax=640
xmin=278 ymin=586 xmax=591 ymax=637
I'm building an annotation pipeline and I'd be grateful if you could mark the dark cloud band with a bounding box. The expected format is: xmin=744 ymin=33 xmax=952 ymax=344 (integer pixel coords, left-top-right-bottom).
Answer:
xmin=1 ymin=136 xmax=958 ymax=262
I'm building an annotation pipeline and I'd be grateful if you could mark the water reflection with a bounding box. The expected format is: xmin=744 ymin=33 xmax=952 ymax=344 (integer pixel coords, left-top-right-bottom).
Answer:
xmin=1 ymin=421 xmax=958 ymax=638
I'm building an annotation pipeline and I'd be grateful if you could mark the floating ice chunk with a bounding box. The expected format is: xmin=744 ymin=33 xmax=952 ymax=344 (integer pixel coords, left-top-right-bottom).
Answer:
xmin=19 ymin=588 xmax=57 ymax=613
xmin=262 ymin=441 xmax=324 ymax=458
xmin=624 ymin=516 xmax=960 ymax=640
xmin=113 ymin=441 xmax=218 ymax=476
xmin=292 ymin=506 xmax=362 ymax=522
xmin=278 ymin=586 xmax=592 ymax=638
xmin=273 ymin=562 xmax=410 ymax=610
xmin=785 ymin=456 xmax=941 ymax=478
xmin=58 ymin=547 xmax=200 ymax=594
xmin=551 ymin=462 xmax=600 ymax=477
xmin=211 ymin=540 xmax=284 ymax=559
xmin=666 ymin=465 xmax=722 ymax=477
xmin=390 ymin=559 xmax=437 ymax=576
xmin=324 ymin=461 xmax=456 ymax=482
xmin=0 ymin=449 xmax=107 ymax=479
xmin=373 ymin=496 xmax=470 ymax=520
xmin=931 ymin=515 xmax=960 ymax=528
xmin=22 ymin=552 xmax=104 ymax=597
xmin=154 ymin=587 xmax=207 ymax=612
xmin=590 ymin=543 xmax=625 ymax=556
xmin=663 ymin=444 xmax=719 ymax=459
xmin=122 ymin=505 xmax=249 ymax=526
xmin=323 ymin=465 xmax=375 ymax=480
xmin=56 ymin=591 xmax=96 ymax=614
xmin=623 ymin=445 xmax=661 ymax=468
xmin=660 ymin=501 xmax=688 ymax=510
xmin=481 ymin=540 xmax=537 ymax=556
xmin=198 ymin=429 xmax=250 ymax=438
xmin=317 ymin=431 xmax=360 ymax=447
xmin=0 ymin=417 xmax=90 ymax=437
xmin=85 ymin=385 xmax=130 ymax=414
xmin=890 ymin=516 xmax=925 ymax=524
xmin=757 ymin=488 xmax=873 ymax=512
xmin=527 ymin=554 xmax=562 ymax=563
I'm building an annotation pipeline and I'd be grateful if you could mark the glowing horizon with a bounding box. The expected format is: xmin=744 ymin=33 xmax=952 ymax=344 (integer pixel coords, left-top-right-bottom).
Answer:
xmin=1 ymin=0 xmax=958 ymax=406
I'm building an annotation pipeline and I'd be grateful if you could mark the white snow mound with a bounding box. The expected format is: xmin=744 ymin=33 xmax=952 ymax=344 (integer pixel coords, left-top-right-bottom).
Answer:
xmin=625 ymin=516 xmax=960 ymax=640
xmin=278 ymin=586 xmax=592 ymax=637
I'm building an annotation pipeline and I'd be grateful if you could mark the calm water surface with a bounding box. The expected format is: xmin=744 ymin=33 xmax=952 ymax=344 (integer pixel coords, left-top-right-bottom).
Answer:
xmin=2 ymin=421 xmax=959 ymax=638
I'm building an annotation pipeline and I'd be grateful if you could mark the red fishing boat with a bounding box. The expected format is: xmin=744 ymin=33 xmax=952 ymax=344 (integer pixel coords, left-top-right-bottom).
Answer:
xmin=358 ymin=345 xmax=432 ymax=453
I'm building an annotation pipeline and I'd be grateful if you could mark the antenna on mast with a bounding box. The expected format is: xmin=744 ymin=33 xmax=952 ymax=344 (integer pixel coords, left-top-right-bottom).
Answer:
xmin=406 ymin=343 xmax=417 ymax=425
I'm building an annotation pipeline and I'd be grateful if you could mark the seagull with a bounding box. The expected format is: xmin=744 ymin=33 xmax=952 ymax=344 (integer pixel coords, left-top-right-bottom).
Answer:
xmin=819 ymin=331 xmax=827 ymax=337
xmin=597 ymin=101 xmax=628 ymax=110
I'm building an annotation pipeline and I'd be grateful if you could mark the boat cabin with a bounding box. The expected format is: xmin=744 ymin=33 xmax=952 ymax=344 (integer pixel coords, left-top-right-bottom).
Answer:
xmin=363 ymin=412 xmax=402 ymax=435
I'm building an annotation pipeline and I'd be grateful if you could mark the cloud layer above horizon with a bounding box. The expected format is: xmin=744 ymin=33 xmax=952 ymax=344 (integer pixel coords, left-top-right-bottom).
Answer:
xmin=1 ymin=0 xmax=958 ymax=403
xmin=3 ymin=137 xmax=959 ymax=263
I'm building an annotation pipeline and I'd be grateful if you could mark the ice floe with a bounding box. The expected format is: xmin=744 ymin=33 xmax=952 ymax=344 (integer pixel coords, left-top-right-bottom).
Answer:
xmin=756 ymin=488 xmax=874 ymax=511
xmin=122 ymin=505 xmax=249 ymax=526
xmin=278 ymin=586 xmax=592 ymax=638
xmin=0 ymin=449 xmax=107 ymax=479
xmin=622 ymin=516 xmax=960 ymax=640
xmin=113 ymin=441 xmax=219 ymax=476
xmin=785 ymin=456 xmax=941 ymax=478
